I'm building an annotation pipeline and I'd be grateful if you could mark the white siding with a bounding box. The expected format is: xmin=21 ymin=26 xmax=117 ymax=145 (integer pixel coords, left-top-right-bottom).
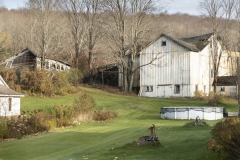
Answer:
xmin=0 ymin=97 xmax=21 ymax=116
xmin=140 ymin=36 xmax=191 ymax=97
xmin=139 ymin=35 xmax=231 ymax=98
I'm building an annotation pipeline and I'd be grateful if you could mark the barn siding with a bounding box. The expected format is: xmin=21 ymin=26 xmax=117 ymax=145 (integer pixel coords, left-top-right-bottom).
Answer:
xmin=140 ymin=36 xmax=191 ymax=97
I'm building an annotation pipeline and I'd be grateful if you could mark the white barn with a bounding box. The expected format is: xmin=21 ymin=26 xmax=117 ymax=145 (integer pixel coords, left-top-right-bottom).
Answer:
xmin=0 ymin=76 xmax=24 ymax=117
xmin=139 ymin=33 xmax=230 ymax=98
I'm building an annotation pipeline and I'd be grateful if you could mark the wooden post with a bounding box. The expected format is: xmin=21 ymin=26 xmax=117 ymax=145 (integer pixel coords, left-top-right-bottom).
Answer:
xmin=237 ymin=57 xmax=240 ymax=117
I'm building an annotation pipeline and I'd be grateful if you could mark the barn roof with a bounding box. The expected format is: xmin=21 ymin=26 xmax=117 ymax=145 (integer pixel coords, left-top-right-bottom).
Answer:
xmin=181 ymin=33 xmax=213 ymax=51
xmin=3 ymin=48 xmax=70 ymax=66
xmin=141 ymin=33 xmax=214 ymax=53
xmin=216 ymin=76 xmax=236 ymax=86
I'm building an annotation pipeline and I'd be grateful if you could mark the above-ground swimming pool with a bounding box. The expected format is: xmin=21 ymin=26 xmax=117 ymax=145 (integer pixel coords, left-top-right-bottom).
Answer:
xmin=160 ymin=107 xmax=224 ymax=120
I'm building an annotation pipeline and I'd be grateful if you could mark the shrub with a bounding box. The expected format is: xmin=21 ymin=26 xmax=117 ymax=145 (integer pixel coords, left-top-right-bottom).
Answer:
xmin=207 ymin=117 xmax=240 ymax=159
xmin=0 ymin=67 xmax=18 ymax=89
xmin=93 ymin=110 xmax=118 ymax=121
xmin=67 ymin=68 xmax=83 ymax=86
xmin=73 ymin=94 xmax=96 ymax=114
xmin=208 ymin=92 xmax=224 ymax=106
xmin=51 ymin=104 xmax=74 ymax=127
xmin=193 ymin=90 xmax=206 ymax=100
xmin=0 ymin=118 xmax=8 ymax=140
xmin=52 ymin=72 xmax=70 ymax=95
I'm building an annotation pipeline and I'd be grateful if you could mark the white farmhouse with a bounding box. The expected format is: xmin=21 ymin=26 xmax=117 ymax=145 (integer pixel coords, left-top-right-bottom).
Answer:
xmin=0 ymin=76 xmax=24 ymax=117
xmin=139 ymin=33 xmax=230 ymax=98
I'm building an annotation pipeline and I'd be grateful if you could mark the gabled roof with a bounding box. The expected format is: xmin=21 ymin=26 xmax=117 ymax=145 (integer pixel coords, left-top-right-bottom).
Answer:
xmin=0 ymin=76 xmax=24 ymax=97
xmin=216 ymin=76 xmax=236 ymax=86
xmin=141 ymin=33 xmax=214 ymax=53
xmin=2 ymin=48 xmax=70 ymax=67
xmin=181 ymin=33 xmax=213 ymax=51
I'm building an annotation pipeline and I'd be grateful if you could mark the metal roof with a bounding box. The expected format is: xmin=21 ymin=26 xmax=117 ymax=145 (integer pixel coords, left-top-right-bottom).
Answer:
xmin=141 ymin=33 xmax=214 ymax=53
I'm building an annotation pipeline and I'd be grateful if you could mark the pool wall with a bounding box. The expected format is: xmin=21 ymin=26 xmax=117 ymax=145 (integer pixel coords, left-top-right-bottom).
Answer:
xmin=160 ymin=107 xmax=223 ymax=120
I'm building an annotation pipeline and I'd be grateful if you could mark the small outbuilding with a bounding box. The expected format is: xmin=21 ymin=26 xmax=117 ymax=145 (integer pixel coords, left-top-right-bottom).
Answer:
xmin=216 ymin=76 xmax=237 ymax=98
xmin=0 ymin=76 xmax=24 ymax=117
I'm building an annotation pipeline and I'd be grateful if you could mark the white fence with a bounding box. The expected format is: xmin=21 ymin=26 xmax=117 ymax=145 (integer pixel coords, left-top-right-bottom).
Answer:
xmin=160 ymin=107 xmax=224 ymax=120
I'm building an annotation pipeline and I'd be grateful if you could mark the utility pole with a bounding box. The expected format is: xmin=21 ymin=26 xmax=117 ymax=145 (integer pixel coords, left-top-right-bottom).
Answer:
xmin=238 ymin=57 xmax=240 ymax=117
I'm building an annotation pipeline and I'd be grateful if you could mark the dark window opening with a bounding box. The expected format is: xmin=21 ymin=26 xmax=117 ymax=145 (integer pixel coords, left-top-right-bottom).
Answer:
xmin=195 ymin=85 xmax=198 ymax=91
xmin=146 ymin=86 xmax=153 ymax=92
xmin=8 ymin=98 xmax=12 ymax=111
xmin=45 ymin=61 xmax=50 ymax=69
xmin=211 ymin=69 xmax=214 ymax=78
xmin=174 ymin=85 xmax=180 ymax=94
xmin=6 ymin=61 xmax=13 ymax=68
xmin=161 ymin=41 xmax=166 ymax=46
xmin=220 ymin=87 xmax=225 ymax=92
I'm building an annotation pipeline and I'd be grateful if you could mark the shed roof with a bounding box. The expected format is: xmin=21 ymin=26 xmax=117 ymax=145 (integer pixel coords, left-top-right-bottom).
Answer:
xmin=0 ymin=76 xmax=24 ymax=97
xmin=216 ymin=76 xmax=236 ymax=86
xmin=0 ymin=85 xmax=24 ymax=97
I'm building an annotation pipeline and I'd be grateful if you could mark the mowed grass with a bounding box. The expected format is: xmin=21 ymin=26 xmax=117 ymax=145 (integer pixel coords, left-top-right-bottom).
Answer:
xmin=0 ymin=86 xmax=237 ymax=160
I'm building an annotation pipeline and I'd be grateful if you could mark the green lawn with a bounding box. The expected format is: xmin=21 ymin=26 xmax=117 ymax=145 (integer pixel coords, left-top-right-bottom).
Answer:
xmin=0 ymin=86 xmax=237 ymax=160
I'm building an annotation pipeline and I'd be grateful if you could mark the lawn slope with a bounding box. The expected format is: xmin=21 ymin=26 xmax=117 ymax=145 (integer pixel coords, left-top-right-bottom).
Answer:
xmin=0 ymin=86 xmax=236 ymax=160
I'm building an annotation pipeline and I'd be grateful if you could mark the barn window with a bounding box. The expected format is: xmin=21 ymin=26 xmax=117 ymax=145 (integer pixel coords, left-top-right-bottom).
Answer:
xmin=61 ymin=65 xmax=64 ymax=70
xmin=211 ymin=69 xmax=214 ymax=78
xmin=8 ymin=98 xmax=12 ymax=111
xmin=220 ymin=87 xmax=225 ymax=92
xmin=195 ymin=85 xmax=198 ymax=91
xmin=45 ymin=61 xmax=50 ymax=69
xmin=161 ymin=41 xmax=166 ymax=46
xmin=6 ymin=61 xmax=13 ymax=68
xmin=146 ymin=86 xmax=153 ymax=92
xmin=57 ymin=64 xmax=60 ymax=70
xmin=174 ymin=85 xmax=180 ymax=94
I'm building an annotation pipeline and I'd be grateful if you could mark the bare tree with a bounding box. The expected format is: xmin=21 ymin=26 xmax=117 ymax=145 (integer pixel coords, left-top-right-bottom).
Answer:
xmin=59 ymin=0 xmax=86 ymax=68
xmin=103 ymin=0 xmax=163 ymax=92
xmin=82 ymin=0 xmax=103 ymax=83
xmin=103 ymin=0 xmax=128 ymax=91
xmin=27 ymin=0 xmax=64 ymax=69
xmin=199 ymin=0 xmax=237 ymax=92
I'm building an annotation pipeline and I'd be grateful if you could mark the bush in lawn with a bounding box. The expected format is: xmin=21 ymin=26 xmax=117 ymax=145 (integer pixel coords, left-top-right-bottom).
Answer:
xmin=207 ymin=117 xmax=240 ymax=159
xmin=93 ymin=110 xmax=118 ymax=121
xmin=20 ymin=69 xmax=54 ymax=96
xmin=51 ymin=104 xmax=74 ymax=127
xmin=0 ymin=118 xmax=8 ymax=140
xmin=193 ymin=90 xmax=206 ymax=100
xmin=208 ymin=91 xmax=224 ymax=106
xmin=73 ymin=93 xmax=96 ymax=114
xmin=52 ymin=72 xmax=70 ymax=96
xmin=6 ymin=116 xmax=26 ymax=139
xmin=67 ymin=68 xmax=83 ymax=86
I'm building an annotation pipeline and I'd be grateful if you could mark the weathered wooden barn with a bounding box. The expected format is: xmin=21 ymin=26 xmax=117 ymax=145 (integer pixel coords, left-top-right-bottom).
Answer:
xmin=139 ymin=33 xmax=230 ymax=98
xmin=2 ymin=48 xmax=70 ymax=72
xmin=0 ymin=75 xmax=24 ymax=117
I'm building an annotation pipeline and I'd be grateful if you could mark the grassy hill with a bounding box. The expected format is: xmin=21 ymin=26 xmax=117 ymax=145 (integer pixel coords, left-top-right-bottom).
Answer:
xmin=0 ymin=86 xmax=236 ymax=160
